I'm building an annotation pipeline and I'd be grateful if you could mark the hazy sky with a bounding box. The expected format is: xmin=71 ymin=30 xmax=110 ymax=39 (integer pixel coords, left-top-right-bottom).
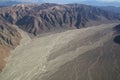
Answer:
xmin=97 ymin=0 xmax=120 ymax=2
xmin=1 ymin=0 xmax=120 ymax=3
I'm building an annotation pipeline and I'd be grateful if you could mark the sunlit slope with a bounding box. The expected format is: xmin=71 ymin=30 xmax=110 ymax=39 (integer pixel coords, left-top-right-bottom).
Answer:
xmin=0 ymin=23 xmax=120 ymax=80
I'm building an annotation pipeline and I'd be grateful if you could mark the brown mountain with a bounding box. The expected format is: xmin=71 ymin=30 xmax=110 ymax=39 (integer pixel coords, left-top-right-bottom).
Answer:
xmin=0 ymin=16 xmax=21 ymax=71
xmin=0 ymin=3 xmax=120 ymax=35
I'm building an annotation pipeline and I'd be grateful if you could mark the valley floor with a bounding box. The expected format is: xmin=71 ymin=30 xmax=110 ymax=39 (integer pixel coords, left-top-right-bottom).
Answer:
xmin=0 ymin=23 xmax=120 ymax=80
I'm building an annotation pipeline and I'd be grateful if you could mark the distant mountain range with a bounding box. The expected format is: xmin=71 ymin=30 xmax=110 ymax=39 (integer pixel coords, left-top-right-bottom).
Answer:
xmin=80 ymin=1 xmax=120 ymax=14
xmin=0 ymin=0 xmax=120 ymax=7
xmin=0 ymin=1 xmax=21 ymax=6
xmin=0 ymin=1 xmax=35 ymax=6
xmin=99 ymin=6 xmax=120 ymax=14
xmin=80 ymin=1 xmax=120 ymax=7
xmin=0 ymin=1 xmax=120 ymax=16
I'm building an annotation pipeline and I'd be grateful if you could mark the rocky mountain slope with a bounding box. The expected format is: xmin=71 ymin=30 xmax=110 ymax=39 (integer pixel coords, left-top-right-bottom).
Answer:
xmin=0 ymin=3 xmax=120 ymax=35
xmin=0 ymin=17 xmax=21 ymax=71
xmin=0 ymin=1 xmax=22 ymax=6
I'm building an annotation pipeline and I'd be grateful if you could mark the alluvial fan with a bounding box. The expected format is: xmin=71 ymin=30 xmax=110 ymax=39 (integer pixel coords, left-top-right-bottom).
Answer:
xmin=0 ymin=23 xmax=120 ymax=80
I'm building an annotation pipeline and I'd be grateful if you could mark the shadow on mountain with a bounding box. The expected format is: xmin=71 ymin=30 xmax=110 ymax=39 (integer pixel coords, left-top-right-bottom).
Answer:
xmin=113 ymin=24 xmax=120 ymax=33
xmin=114 ymin=35 xmax=120 ymax=45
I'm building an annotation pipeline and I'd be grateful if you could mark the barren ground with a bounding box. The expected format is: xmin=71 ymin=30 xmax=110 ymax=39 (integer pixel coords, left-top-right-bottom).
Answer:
xmin=0 ymin=23 xmax=119 ymax=80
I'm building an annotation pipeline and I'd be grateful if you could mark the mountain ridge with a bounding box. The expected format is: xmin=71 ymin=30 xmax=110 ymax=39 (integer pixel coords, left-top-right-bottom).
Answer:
xmin=0 ymin=3 xmax=120 ymax=35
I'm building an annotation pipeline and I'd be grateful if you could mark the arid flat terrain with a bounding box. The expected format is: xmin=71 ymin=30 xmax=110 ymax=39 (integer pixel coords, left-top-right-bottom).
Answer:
xmin=0 ymin=23 xmax=120 ymax=80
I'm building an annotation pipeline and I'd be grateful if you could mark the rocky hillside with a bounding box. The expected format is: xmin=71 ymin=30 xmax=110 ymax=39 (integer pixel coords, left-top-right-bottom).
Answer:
xmin=0 ymin=17 xmax=21 ymax=71
xmin=0 ymin=3 xmax=120 ymax=35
